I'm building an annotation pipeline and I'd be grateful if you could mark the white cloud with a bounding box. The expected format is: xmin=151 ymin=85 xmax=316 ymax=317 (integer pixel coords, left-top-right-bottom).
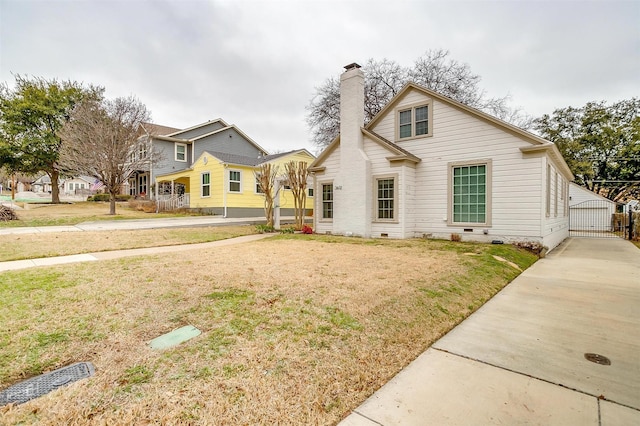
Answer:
xmin=1 ymin=0 xmax=638 ymax=152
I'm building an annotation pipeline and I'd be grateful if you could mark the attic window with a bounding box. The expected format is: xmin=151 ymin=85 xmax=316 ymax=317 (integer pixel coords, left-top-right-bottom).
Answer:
xmin=397 ymin=102 xmax=432 ymax=140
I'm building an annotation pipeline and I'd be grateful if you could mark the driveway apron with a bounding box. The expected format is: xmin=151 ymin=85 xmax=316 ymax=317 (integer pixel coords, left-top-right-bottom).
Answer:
xmin=341 ymin=238 xmax=640 ymax=425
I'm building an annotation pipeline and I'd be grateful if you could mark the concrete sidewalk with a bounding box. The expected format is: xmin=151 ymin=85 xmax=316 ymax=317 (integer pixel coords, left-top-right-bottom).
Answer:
xmin=0 ymin=215 xmax=291 ymax=235
xmin=340 ymin=238 xmax=640 ymax=425
xmin=0 ymin=234 xmax=273 ymax=272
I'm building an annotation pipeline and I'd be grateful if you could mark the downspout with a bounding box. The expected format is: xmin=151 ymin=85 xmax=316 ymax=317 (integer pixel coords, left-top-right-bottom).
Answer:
xmin=149 ymin=137 xmax=154 ymax=200
xmin=312 ymin=173 xmax=317 ymax=232
xmin=223 ymin=164 xmax=228 ymax=218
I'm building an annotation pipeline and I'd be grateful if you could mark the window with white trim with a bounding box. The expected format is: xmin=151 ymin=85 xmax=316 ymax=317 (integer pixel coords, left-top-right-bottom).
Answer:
xmin=308 ymin=187 xmax=314 ymax=197
xmin=451 ymin=163 xmax=489 ymax=224
xmin=375 ymin=176 xmax=397 ymax=221
xmin=201 ymin=172 xmax=210 ymax=197
xmin=229 ymin=170 xmax=241 ymax=192
xmin=175 ymin=143 xmax=187 ymax=162
xmin=398 ymin=103 xmax=431 ymax=140
xmin=322 ymin=183 xmax=333 ymax=219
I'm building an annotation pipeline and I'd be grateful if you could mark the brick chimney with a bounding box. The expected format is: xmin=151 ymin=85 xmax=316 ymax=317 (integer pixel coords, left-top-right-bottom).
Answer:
xmin=339 ymin=63 xmax=365 ymax=150
xmin=333 ymin=62 xmax=372 ymax=237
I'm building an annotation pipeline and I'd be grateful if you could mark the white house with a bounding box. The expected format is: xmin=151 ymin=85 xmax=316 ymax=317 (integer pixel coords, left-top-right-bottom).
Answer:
xmin=62 ymin=176 xmax=95 ymax=195
xmin=568 ymin=183 xmax=617 ymax=233
xmin=309 ymin=63 xmax=574 ymax=251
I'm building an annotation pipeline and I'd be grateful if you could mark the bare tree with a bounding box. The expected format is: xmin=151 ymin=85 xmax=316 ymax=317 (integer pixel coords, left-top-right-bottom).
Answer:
xmin=284 ymin=160 xmax=309 ymax=230
xmin=60 ymin=96 xmax=157 ymax=215
xmin=306 ymin=49 xmax=531 ymax=149
xmin=254 ymin=163 xmax=279 ymax=227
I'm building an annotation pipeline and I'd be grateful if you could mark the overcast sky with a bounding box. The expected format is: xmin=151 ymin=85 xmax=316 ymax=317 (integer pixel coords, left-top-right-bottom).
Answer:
xmin=1 ymin=0 xmax=638 ymax=154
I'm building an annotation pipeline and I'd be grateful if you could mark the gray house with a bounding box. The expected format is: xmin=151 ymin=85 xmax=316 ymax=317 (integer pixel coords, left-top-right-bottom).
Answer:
xmin=130 ymin=119 xmax=268 ymax=199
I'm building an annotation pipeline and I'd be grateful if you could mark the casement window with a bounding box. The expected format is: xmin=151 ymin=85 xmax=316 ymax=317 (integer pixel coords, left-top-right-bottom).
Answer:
xmin=228 ymin=170 xmax=241 ymax=192
xmin=449 ymin=161 xmax=491 ymax=225
xmin=321 ymin=183 xmax=333 ymax=219
xmin=397 ymin=102 xmax=432 ymax=140
xmin=201 ymin=172 xmax=210 ymax=197
xmin=374 ymin=175 xmax=398 ymax=221
xmin=175 ymin=143 xmax=187 ymax=162
xmin=308 ymin=187 xmax=314 ymax=197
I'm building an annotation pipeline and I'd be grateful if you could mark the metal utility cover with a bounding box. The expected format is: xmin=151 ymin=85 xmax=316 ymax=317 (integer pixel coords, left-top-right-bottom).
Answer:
xmin=148 ymin=325 xmax=201 ymax=350
xmin=0 ymin=362 xmax=95 ymax=406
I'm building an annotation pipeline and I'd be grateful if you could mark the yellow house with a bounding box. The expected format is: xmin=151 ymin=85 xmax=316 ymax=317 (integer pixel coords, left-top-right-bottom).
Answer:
xmin=156 ymin=149 xmax=315 ymax=217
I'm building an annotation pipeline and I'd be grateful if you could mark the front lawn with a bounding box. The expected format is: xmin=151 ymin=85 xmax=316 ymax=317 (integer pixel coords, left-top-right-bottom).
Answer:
xmin=0 ymin=226 xmax=256 ymax=262
xmin=0 ymin=236 xmax=537 ymax=424
xmin=0 ymin=201 xmax=200 ymax=228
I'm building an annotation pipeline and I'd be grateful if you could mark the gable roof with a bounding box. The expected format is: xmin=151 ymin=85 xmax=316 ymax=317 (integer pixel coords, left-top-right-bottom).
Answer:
xmin=311 ymin=81 xmax=573 ymax=179
xmin=207 ymin=151 xmax=264 ymax=167
xmin=205 ymin=149 xmax=316 ymax=168
xmin=368 ymin=82 xmax=551 ymax=145
xmin=150 ymin=119 xmax=269 ymax=157
xmin=362 ymin=129 xmax=421 ymax=163
xmin=190 ymin=124 xmax=269 ymax=156
xmin=141 ymin=122 xmax=180 ymax=136
xmin=165 ymin=119 xmax=229 ymax=138
xmin=261 ymin=148 xmax=315 ymax=162
xmin=309 ymin=129 xmax=420 ymax=171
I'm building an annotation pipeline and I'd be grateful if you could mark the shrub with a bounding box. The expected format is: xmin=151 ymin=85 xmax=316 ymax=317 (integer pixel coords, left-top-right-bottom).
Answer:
xmin=128 ymin=199 xmax=157 ymax=213
xmin=301 ymin=224 xmax=313 ymax=234
xmin=513 ymin=240 xmax=547 ymax=257
xmin=255 ymin=224 xmax=275 ymax=234
xmin=450 ymin=233 xmax=461 ymax=242
xmin=87 ymin=194 xmax=132 ymax=202
xmin=280 ymin=227 xmax=295 ymax=234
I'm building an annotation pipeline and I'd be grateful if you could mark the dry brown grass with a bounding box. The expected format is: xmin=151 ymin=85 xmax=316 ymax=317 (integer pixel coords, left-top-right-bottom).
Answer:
xmin=0 ymin=226 xmax=256 ymax=261
xmin=0 ymin=236 xmax=536 ymax=425
xmin=1 ymin=202 xmax=195 ymax=227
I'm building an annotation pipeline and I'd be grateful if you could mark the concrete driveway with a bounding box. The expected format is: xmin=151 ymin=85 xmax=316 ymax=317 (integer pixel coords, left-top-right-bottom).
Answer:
xmin=340 ymin=238 xmax=640 ymax=425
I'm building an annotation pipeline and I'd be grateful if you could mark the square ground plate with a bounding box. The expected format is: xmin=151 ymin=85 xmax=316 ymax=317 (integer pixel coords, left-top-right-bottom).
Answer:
xmin=148 ymin=325 xmax=201 ymax=350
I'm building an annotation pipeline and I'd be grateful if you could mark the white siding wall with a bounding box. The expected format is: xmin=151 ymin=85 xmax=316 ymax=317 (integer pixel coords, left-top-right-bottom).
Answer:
xmin=569 ymin=183 xmax=614 ymax=205
xmin=366 ymin=139 xmax=415 ymax=239
xmin=371 ymin=89 xmax=550 ymax=244
xmin=541 ymin=158 xmax=569 ymax=250
xmin=313 ymin=147 xmax=340 ymax=235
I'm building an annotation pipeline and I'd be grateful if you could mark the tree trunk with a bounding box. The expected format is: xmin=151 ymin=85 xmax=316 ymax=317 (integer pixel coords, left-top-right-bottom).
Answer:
xmin=50 ymin=169 xmax=61 ymax=203
xmin=109 ymin=192 xmax=117 ymax=215
xmin=11 ymin=174 xmax=16 ymax=200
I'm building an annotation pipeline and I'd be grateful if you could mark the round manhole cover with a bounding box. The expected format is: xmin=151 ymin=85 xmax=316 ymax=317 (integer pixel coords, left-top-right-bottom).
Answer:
xmin=584 ymin=353 xmax=611 ymax=365
xmin=52 ymin=375 xmax=72 ymax=387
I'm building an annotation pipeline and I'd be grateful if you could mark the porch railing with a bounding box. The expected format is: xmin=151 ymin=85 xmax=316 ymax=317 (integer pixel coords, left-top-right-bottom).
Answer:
xmin=156 ymin=193 xmax=190 ymax=212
